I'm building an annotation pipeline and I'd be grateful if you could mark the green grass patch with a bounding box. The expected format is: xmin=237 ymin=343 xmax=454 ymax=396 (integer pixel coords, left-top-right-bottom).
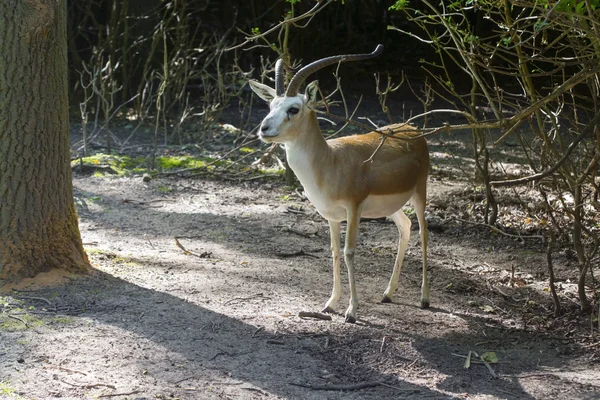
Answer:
xmin=113 ymin=256 xmax=138 ymax=267
xmin=85 ymin=248 xmax=113 ymax=256
xmin=72 ymin=154 xmax=220 ymax=176
xmin=156 ymin=185 xmax=173 ymax=194
xmin=0 ymin=382 xmax=17 ymax=397
xmin=0 ymin=296 xmax=22 ymax=307
xmin=51 ymin=316 xmax=74 ymax=325
xmin=0 ymin=314 xmax=44 ymax=331
xmin=257 ymin=166 xmax=285 ymax=175
xmin=156 ymin=155 xmax=208 ymax=170
xmin=87 ymin=249 xmax=137 ymax=266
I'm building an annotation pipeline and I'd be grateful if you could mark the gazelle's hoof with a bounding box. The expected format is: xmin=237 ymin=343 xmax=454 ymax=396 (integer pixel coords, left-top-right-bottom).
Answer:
xmin=321 ymin=306 xmax=335 ymax=314
xmin=344 ymin=314 xmax=356 ymax=324
xmin=381 ymin=295 xmax=392 ymax=303
xmin=420 ymin=300 xmax=430 ymax=309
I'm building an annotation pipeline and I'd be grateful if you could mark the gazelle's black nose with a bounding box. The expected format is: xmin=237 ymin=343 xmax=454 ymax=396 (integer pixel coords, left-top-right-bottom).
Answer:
xmin=261 ymin=124 xmax=269 ymax=132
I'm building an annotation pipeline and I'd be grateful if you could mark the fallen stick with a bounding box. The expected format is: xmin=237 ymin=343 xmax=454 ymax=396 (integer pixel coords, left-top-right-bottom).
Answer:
xmin=14 ymin=295 xmax=53 ymax=306
xmin=289 ymin=381 xmax=383 ymax=391
xmin=298 ymin=311 xmax=332 ymax=321
xmin=501 ymin=372 xmax=560 ymax=379
xmin=60 ymin=379 xmax=116 ymax=389
xmin=452 ymin=353 xmax=503 ymax=365
xmin=453 ymin=218 xmax=543 ymax=241
xmin=285 ymin=227 xmax=319 ymax=238
xmin=380 ymin=336 xmax=389 ymax=353
xmin=275 ymin=249 xmax=319 ymax=258
xmin=172 ymin=375 xmax=196 ymax=385
xmin=98 ymin=390 xmax=141 ymax=398
xmin=474 ymin=351 xmax=498 ymax=379
xmin=285 ymin=206 xmax=305 ymax=215
xmin=174 ymin=237 xmax=212 ymax=258
xmin=7 ymin=314 xmax=28 ymax=327
xmin=252 ymin=326 xmax=265 ymax=337
xmin=224 ymin=293 xmax=268 ymax=306
xmin=44 ymin=364 xmax=88 ymax=376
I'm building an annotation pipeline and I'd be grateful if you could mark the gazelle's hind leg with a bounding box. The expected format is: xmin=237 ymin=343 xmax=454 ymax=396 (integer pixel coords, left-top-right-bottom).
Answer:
xmin=413 ymin=184 xmax=429 ymax=309
xmin=381 ymin=209 xmax=411 ymax=303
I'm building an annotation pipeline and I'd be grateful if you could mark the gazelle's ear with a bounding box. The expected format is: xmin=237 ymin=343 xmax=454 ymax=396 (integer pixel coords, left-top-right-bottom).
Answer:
xmin=305 ymin=80 xmax=319 ymax=107
xmin=249 ymin=80 xmax=277 ymax=102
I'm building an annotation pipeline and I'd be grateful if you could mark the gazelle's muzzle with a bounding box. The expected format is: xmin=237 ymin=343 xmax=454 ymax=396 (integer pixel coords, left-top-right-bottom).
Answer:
xmin=258 ymin=121 xmax=278 ymax=141
xmin=257 ymin=114 xmax=282 ymax=141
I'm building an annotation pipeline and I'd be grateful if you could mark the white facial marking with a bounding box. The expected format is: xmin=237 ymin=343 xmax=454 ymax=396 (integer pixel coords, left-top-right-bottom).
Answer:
xmin=259 ymin=95 xmax=305 ymax=142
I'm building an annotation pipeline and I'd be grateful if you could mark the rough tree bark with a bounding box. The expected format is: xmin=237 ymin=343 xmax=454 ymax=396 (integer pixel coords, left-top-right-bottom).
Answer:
xmin=0 ymin=0 xmax=89 ymax=284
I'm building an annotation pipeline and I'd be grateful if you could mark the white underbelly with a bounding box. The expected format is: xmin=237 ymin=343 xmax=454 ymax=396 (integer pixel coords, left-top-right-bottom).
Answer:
xmin=305 ymin=189 xmax=414 ymax=222
xmin=360 ymin=191 xmax=414 ymax=218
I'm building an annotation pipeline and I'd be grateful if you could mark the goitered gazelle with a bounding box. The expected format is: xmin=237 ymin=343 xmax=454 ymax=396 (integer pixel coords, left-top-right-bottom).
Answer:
xmin=249 ymin=45 xmax=429 ymax=323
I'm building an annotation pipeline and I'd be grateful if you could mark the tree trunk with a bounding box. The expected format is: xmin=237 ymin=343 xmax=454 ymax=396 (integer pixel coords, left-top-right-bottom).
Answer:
xmin=0 ymin=0 xmax=89 ymax=284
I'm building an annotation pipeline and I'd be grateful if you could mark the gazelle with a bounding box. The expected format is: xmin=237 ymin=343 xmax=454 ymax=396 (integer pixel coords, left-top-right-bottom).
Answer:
xmin=249 ymin=45 xmax=430 ymax=323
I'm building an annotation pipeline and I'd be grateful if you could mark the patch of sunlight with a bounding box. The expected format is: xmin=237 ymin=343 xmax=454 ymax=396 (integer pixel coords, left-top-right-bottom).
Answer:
xmin=258 ymin=166 xmax=285 ymax=176
xmin=239 ymin=147 xmax=256 ymax=154
xmin=0 ymin=382 xmax=19 ymax=398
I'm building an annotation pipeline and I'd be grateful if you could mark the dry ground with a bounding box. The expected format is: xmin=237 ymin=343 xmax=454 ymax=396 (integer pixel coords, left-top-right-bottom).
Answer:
xmin=1 ymin=130 xmax=600 ymax=400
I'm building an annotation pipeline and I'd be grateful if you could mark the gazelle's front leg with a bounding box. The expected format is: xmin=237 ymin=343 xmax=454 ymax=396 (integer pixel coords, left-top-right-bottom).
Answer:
xmin=343 ymin=206 xmax=361 ymax=323
xmin=322 ymin=221 xmax=341 ymax=313
xmin=413 ymin=190 xmax=430 ymax=308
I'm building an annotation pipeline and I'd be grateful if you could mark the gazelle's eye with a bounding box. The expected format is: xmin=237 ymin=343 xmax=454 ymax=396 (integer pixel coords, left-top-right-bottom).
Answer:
xmin=287 ymin=107 xmax=299 ymax=115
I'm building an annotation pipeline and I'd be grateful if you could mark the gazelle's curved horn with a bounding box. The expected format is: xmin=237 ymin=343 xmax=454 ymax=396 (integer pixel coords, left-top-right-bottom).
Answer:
xmin=275 ymin=59 xmax=285 ymax=96
xmin=285 ymin=44 xmax=383 ymax=97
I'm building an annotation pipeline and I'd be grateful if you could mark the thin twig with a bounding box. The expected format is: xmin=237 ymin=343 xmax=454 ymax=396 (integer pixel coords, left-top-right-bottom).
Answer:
xmin=451 ymin=353 xmax=504 ymax=364
xmin=453 ymin=218 xmax=544 ymax=241
xmin=501 ymin=372 xmax=560 ymax=379
xmin=223 ymin=293 xmax=268 ymax=306
xmin=464 ymin=350 xmax=472 ymax=369
xmin=378 ymin=382 xmax=420 ymax=392
xmin=156 ymin=136 xmax=261 ymax=177
xmin=285 ymin=227 xmax=319 ymax=238
xmin=44 ymin=364 xmax=88 ymax=376
xmin=172 ymin=376 xmax=195 ymax=385
xmin=13 ymin=295 xmax=53 ymax=306
xmin=59 ymin=379 xmax=116 ymax=389
xmin=226 ymin=0 xmax=332 ymax=51
xmin=363 ymin=135 xmax=388 ymax=164
xmin=289 ymin=381 xmax=384 ymax=391
xmin=98 ymin=390 xmax=141 ymax=398
xmin=208 ymin=352 xmax=227 ymax=361
xmin=252 ymin=326 xmax=265 ymax=337
xmin=491 ymin=111 xmax=600 ymax=187
xmin=474 ymin=351 xmax=498 ymax=379
xmin=380 ymin=336 xmax=388 ymax=353
xmin=7 ymin=314 xmax=28 ymax=327
xmin=174 ymin=237 xmax=212 ymax=258
xmin=316 ymin=108 xmax=503 ymax=141
xmin=275 ymin=249 xmax=319 ymax=258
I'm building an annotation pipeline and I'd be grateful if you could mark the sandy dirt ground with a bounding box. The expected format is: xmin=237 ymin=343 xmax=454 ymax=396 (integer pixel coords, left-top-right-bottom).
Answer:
xmin=1 ymin=128 xmax=600 ymax=400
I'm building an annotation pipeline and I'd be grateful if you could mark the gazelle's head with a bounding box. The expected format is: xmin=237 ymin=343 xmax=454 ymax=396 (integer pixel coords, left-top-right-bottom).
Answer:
xmin=249 ymin=45 xmax=383 ymax=144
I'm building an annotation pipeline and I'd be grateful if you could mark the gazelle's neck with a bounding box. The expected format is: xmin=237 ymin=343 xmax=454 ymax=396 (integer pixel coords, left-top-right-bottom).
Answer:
xmin=284 ymin=111 xmax=330 ymax=174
